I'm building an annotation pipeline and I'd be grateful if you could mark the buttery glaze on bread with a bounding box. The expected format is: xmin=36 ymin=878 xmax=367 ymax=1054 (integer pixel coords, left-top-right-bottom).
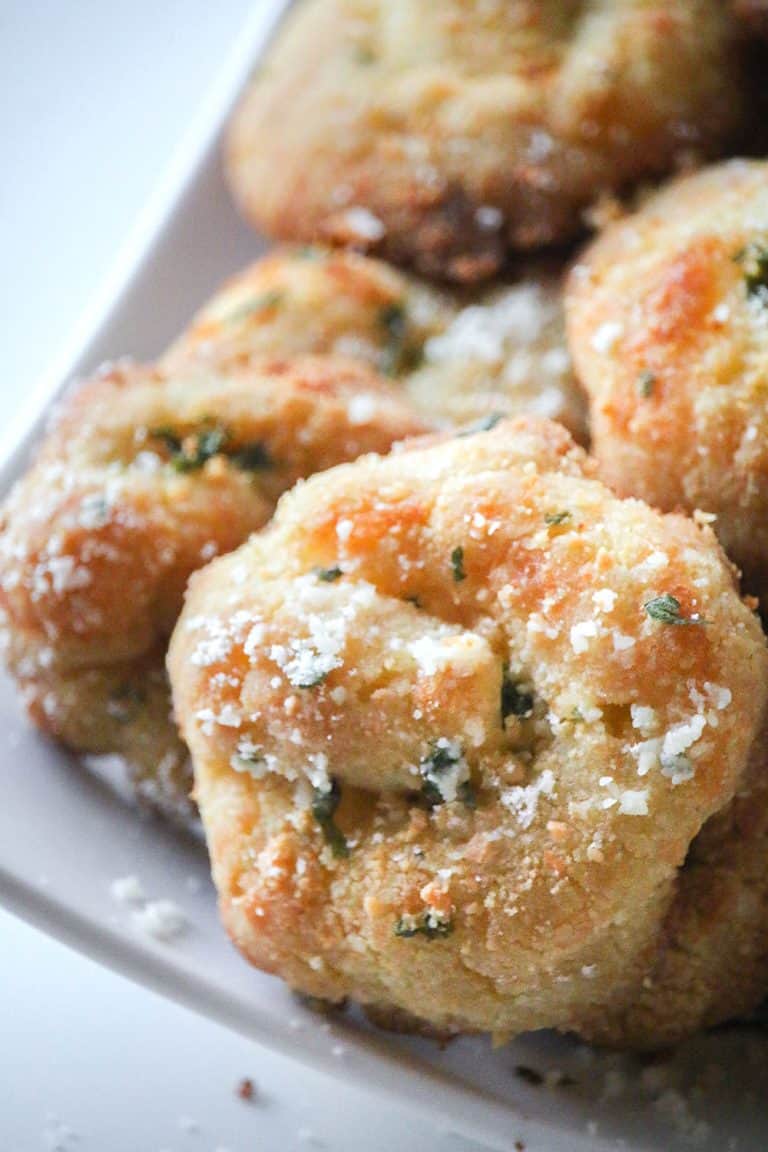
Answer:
xmin=169 ymin=419 xmax=768 ymax=1046
xmin=226 ymin=0 xmax=742 ymax=280
xmin=167 ymin=245 xmax=587 ymax=441
xmin=566 ymin=159 xmax=768 ymax=605
xmin=0 ymin=357 xmax=427 ymax=813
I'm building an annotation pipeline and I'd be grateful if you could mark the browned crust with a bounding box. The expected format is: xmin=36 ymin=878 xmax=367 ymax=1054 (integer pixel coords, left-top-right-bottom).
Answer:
xmin=226 ymin=0 xmax=742 ymax=281
xmin=170 ymin=417 xmax=768 ymax=1046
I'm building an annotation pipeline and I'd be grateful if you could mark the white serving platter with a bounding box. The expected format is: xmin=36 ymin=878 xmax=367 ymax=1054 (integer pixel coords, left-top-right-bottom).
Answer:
xmin=0 ymin=6 xmax=765 ymax=1149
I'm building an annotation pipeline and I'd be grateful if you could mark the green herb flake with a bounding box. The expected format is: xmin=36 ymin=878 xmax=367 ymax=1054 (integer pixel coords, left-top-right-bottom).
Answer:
xmin=150 ymin=425 xmax=273 ymax=474
xmin=450 ymin=545 xmax=466 ymax=583
xmin=150 ymin=424 xmax=229 ymax=473
xmin=637 ymin=371 xmax=656 ymax=398
xmin=378 ymin=302 xmax=408 ymax=375
xmin=660 ymin=752 xmax=694 ymax=783
xmin=643 ymin=593 xmax=704 ymax=626
xmin=107 ymin=683 xmax=146 ymax=723
xmin=229 ymin=441 xmax=273 ymax=472
xmin=420 ymin=778 xmax=443 ymax=807
xmin=420 ymin=741 xmax=473 ymax=808
xmin=311 ymin=781 xmax=349 ymax=859
xmin=457 ymin=412 xmax=504 ymax=437
xmin=544 ymin=510 xmax=571 ymax=527
xmin=149 ymin=427 xmax=182 ymax=454
xmin=735 ymin=243 xmax=768 ymax=306
xmin=352 ymin=44 xmax=376 ymax=65
xmin=394 ymin=912 xmax=454 ymax=940
xmin=227 ymin=290 xmax=283 ymax=324
xmin=457 ymin=780 xmax=477 ymax=809
xmin=501 ymin=666 xmax=534 ymax=723
xmin=315 ymin=565 xmax=343 ymax=583
xmin=294 ymin=246 xmax=322 ymax=261
xmin=231 ymin=745 xmax=266 ymax=773
xmin=293 ymin=668 xmax=330 ymax=690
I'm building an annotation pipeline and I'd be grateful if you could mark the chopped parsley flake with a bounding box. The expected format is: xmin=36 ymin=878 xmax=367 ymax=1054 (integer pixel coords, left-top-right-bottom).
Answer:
xmin=150 ymin=425 xmax=272 ymax=473
xmin=501 ymin=667 xmax=534 ymax=722
xmin=293 ymin=667 xmax=330 ymax=690
xmin=311 ymin=781 xmax=349 ymax=858
xmin=171 ymin=426 xmax=226 ymax=472
xmin=450 ymin=546 xmax=466 ymax=583
xmin=227 ymin=290 xmax=283 ymax=323
xmin=457 ymin=780 xmax=478 ymax=809
xmin=377 ymin=302 xmax=422 ymax=374
xmin=660 ymin=751 xmax=694 ymax=783
xmin=149 ymin=427 xmax=182 ymax=457
xmin=150 ymin=425 xmax=226 ymax=472
xmin=544 ymin=510 xmax=571 ymax=527
xmin=353 ymin=44 xmax=376 ymax=64
xmin=736 ymin=243 xmax=768 ymax=306
xmin=229 ymin=441 xmax=273 ymax=471
xmin=637 ymin=371 xmax=656 ymax=398
xmin=108 ymin=683 xmax=146 ymax=722
xmin=378 ymin=302 xmax=407 ymax=375
xmin=232 ymin=743 xmax=266 ymax=773
xmin=394 ymin=912 xmax=453 ymax=940
xmin=457 ymin=412 xmax=504 ymax=437
xmin=420 ymin=741 xmax=474 ymax=808
xmin=644 ymin=594 xmax=704 ymax=626
xmin=315 ymin=566 xmax=343 ymax=583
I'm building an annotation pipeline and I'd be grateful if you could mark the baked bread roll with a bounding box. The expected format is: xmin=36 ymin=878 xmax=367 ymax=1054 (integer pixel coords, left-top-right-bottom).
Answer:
xmin=169 ymin=417 xmax=768 ymax=1046
xmin=226 ymin=0 xmax=742 ymax=280
xmin=566 ymin=159 xmax=768 ymax=605
xmin=0 ymin=357 xmax=427 ymax=815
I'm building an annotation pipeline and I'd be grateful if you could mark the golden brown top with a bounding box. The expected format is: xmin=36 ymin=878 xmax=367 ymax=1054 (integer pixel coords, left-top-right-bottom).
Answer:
xmin=227 ymin=0 xmax=740 ymax=278
xmin=169 ymin=418 xmax=767 ymax=1030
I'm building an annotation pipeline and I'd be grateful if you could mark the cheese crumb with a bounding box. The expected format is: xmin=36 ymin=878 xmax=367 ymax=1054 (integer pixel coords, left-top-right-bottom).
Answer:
xmin=592 ymin=589 xmax=617 ymax=613
xmin=591 ymin=321 xmax=623 ymax=353
xmin=630 ymin=737 xmax=662 ymax=776
xmin=132 ymin=899 xmax=187 ymax=942
xmin=570 ymin=620 xmax=599 ymax=654
xmin=347 ymin=394 xmax=378 ymax=425
xmin=337 ymin=206 xmax=385 ymax=241
xmin=630 ymin=704 xmax=658 ymax=735
xmin=110 ymin=874 xmax=145 ymax=905
xmin=662 ymin=715 xmax=706 ymax=759
xmin=501 ymin=768 xmax=556 ymax=829
xmin=619 ymin=789 xmax=649 ymax=816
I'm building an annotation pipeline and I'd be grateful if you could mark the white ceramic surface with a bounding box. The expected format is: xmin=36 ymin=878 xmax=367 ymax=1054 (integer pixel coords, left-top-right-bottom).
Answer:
xmin=0 ymin=6 xmax=765 ymax=1150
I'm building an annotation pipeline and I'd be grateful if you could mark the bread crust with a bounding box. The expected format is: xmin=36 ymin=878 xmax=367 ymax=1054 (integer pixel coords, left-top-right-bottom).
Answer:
xmin=167 ymin=245 xmax=587 ymax=442
xmin=0 ymin=357 xmax=426 ymax=813
xmin=169 ymin=418 xmax=768 ymax=1044
xmin=566 ymin=159 xmax=768 ymax=606
xmin=226 ymin=0 xmax=741 ymax=280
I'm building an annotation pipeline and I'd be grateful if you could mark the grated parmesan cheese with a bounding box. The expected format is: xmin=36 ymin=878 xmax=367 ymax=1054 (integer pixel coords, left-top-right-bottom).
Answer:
xmin=337 ymin=206 xmax=385 ymax=241
xmin=132 ymin=899 xmax=187 ymax=942
xmin=346 ymin=394 xmax=378 ymax=425
xmin=570 ymin=620 xmax=600 ymax=654
xmin=590 ymin=321 xmax=623 ymax=353
xmin=592 ymin=589 xmax=617 ymax=613
xmin=110 ymin=874 xmax=145 ymax=905
xmin=501 ymin=768 xmax=556 ymax=829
